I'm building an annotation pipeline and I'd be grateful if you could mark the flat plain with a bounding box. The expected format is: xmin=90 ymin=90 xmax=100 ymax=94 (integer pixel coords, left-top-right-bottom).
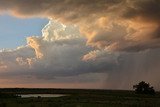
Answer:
xmin=0 ymin=88 xmax=160 ymax=107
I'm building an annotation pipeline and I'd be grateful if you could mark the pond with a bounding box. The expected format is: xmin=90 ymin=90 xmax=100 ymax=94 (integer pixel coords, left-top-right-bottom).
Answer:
xmin=17 ymin=94 xmax=66 ymax=98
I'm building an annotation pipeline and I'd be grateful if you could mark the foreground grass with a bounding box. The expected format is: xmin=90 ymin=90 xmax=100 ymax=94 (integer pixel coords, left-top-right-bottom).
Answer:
xmin=0 ymin=89 xmax=160 ymax=107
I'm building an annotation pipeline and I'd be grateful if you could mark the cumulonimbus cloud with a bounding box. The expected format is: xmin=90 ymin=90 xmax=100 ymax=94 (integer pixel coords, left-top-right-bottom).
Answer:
xmin=0 ymin=19 xmax=119 ymax=88
xmin=0 ymin=0 xmax=160 ymax=89
xmin=0 ymin=0 xmax=160 ymax=52
xmin=0 ymin=19 xmax=159 ymax=89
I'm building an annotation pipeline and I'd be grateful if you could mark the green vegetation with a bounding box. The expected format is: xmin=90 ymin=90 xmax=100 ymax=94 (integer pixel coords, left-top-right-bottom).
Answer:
xmin=0 ymin=88 xmax=160 ymax=107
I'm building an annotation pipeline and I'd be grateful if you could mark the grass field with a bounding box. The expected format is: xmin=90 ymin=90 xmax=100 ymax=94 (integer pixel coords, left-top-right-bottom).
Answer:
xmin=0 ymin=88 xmax=160 ymax=107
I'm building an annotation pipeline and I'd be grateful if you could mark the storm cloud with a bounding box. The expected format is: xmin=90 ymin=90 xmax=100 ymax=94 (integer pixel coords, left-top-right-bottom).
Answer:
xmin=0 ymin=0 xmax=160 ymax=51
xmin=0 ymin=0 xmax=160 ymax=89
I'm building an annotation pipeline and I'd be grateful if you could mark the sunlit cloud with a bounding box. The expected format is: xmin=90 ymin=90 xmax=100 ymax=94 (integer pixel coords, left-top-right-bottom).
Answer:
xmin=0 ymin=0 xmax=160 ymax=51
xmin=0 ymin=0 xmax=160 ymax=89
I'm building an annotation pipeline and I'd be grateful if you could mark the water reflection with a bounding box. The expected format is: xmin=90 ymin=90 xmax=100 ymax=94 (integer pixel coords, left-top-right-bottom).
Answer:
xmin=18 ymin=94 xmax=66 ymax=98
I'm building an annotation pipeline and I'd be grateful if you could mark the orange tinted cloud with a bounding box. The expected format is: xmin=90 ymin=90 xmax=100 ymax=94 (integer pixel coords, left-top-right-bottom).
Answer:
xmin=0 ymin=0 xmax=160 ymax=51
